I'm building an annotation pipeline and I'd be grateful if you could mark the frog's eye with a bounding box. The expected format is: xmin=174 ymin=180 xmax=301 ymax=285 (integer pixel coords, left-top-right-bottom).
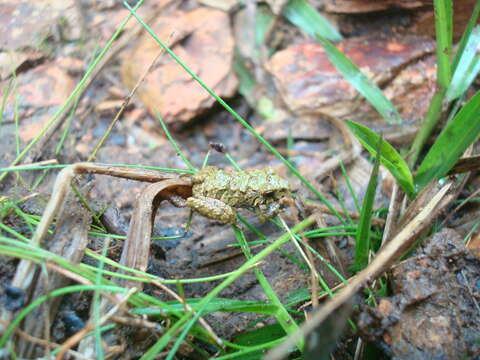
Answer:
xmin=264 ymin=191 xmax=276 ymax=198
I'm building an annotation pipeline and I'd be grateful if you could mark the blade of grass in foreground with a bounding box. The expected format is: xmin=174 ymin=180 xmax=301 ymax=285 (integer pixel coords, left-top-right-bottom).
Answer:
xmin=283 ymin=0 xmax=342 ymax=42
xmin=345 ymin=120 xmax=415 ymax=197
xmin=446 ymin=26 xmax=480 ymax=101
xmin=124 ymin=2 xmax=345 ymax=225
xmin=232 ymin=226 xmax=301 ymax=344
xmin=415 ymin=90 xmax=480 ymax=189
xmin=315 ymin=35 xmax=403 ymax=124
xmin=135 ymin=298 xmax=279 ymax=316
xmin=451 ymin=0 xmax=480 ymax=72
xmin=353 ymin=137 xmax=381 ymax=271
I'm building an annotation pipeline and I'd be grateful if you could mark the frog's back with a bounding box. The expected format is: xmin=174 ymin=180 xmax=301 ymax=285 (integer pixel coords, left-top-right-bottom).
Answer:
xmin=193 ymin=167 xmax=234 ymax=199
xmin=192 ymin=166 xmax=288 ymax=208
xmin=228 ymin=168 xmax=287 ymax=206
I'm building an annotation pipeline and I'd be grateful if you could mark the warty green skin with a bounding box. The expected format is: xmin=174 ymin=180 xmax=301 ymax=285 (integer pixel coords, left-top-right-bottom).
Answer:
xmin=186 ymin=166 xmax=290 ymax=224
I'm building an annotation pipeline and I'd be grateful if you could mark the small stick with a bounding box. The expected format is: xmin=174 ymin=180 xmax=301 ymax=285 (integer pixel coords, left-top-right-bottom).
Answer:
xmin=88 ymin=35 xmax=172 ymax=161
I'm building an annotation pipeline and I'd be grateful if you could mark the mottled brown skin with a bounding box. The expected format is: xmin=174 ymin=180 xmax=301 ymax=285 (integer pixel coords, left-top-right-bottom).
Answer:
xmin=186 ymin=166 xmax=290 ymax=224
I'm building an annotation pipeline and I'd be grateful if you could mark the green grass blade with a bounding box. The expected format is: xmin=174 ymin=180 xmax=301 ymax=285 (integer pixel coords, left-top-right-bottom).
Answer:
xmin=408 ymin=0 xmax=455 ymax=167
xmin=256 ymin=5 xmax=274 ymax=46
xmin=446 ymin=26 xmax=480 ymax=101
xmin=156 ymin=113 xmax=196 ymax=171
xmin=93 ymin=240 xmax=110 ymax=359
xmin=283 ymin=0 xmax=342 ymax=42
xmin=452 ymin=1 xmax=480 ymax=72
xmin=232 ymin=324 xmax=285 ymax=346
xmin=0 ymin=79 xmax=14 ymax=136
xmin=14 ymin=95 xmax=20 ymax=156
xmin=234 ymin=55 xmax=256 ymax=102
xmin=340 ymin=162 xmax=361 ymax=212
xmin=136 ymin=298 xmax=279 ymax=316
xmin=353 ymin=138 xmax=381 ymax=270
xmin=409 ymin=0 xmax=453 ymax=167
xmin=315 ymin=35 xmax=403 ymax=124
xmin=232 ymin=226 xmax=301 ymax=345
xmin=415 ymin=90 xmax=480 ymax=188
xmin=434 ymin=0 xmax=453 ymax=89
xmin=345 ymin=120 xmax=415 ymax=197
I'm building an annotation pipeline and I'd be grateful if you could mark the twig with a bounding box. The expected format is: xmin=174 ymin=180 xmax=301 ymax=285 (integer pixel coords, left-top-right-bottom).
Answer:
xmin=88 ymin=35 xmax=171 ymax=161
xmin=381 ymin=181 xmax=401 ymax=246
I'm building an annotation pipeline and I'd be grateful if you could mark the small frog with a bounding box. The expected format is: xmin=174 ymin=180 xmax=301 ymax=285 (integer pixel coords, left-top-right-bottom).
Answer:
xmin=186 ymin=166 xmax=290 ymax=224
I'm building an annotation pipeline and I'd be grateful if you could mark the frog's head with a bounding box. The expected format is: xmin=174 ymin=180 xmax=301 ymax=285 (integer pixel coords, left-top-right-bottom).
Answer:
xmin=261 ymin=168 xmax=290 ymax=202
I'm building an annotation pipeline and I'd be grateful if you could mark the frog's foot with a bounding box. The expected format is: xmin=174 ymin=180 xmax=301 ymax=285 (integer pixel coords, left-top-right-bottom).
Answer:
xmin=167 ymin=194 xmax=187 ymax=207
xmin=186 ymin=195 xmax=237 ymax=224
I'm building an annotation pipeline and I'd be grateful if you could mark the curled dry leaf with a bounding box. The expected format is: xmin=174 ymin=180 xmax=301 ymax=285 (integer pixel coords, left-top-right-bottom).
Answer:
xmin=120 ymin=178 xmax=192 ymax=286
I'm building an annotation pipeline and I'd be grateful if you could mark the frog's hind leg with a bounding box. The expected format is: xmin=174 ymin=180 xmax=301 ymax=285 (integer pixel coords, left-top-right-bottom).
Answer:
xmin=186 ymin=195 xmax=237 ymax=224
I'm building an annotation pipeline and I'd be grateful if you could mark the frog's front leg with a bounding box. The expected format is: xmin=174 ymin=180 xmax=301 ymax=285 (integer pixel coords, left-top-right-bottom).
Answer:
xmin=256 ymin=202 xmax=281 ymax=222
xmin=186 ymin=196 xmax=237 ymax=224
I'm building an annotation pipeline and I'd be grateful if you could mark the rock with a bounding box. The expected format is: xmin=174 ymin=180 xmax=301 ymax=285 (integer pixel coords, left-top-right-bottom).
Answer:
xmin=265 ymin=35 xmax=435 ymax=121
xmin=121 ymin=7 xmax=238 ymax=129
